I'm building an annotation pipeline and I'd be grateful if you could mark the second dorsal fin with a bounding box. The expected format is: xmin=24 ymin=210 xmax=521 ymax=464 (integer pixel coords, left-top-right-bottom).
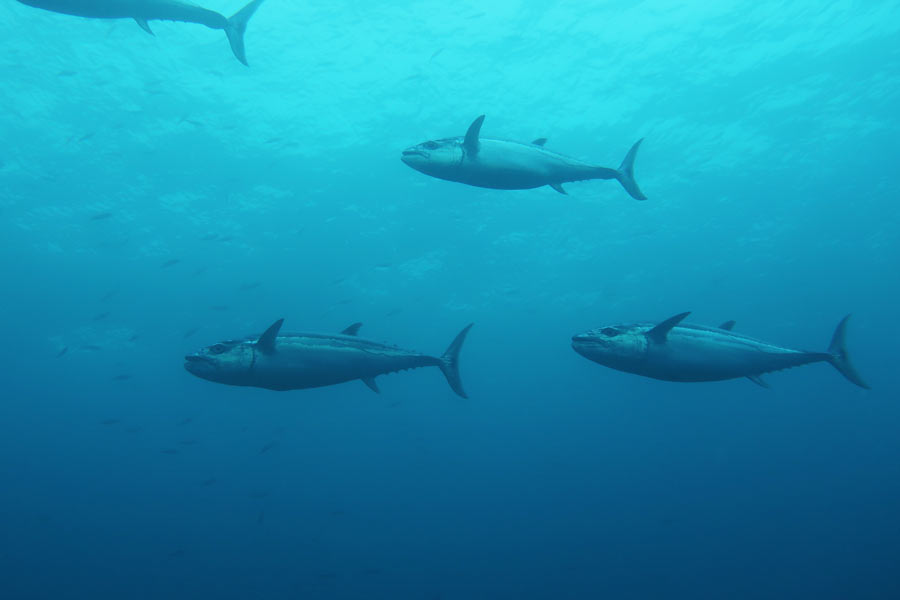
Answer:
xmin=532 ymin=137 xmax=548 ymax=146
xmin=719 ymin=320 xmax=736 ymax=331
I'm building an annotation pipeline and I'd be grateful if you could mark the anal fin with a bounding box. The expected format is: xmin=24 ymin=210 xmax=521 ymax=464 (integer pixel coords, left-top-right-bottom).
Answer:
xmin=362 ymin=378 xmax=380 ymax=393
xmin=747 ymin=375 xmax=771 ymax=388
xmin=134 ymin=18 xmax=154 ymax=35
xmin=549 ymin=183 xmax=567 ymax=195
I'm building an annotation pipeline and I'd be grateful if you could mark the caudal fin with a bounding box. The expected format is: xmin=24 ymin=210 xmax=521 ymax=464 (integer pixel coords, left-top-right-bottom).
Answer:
xmin=827 ymin=315 xmax=869 ymax=389
xmin=615 ymin=138 xmax=646 ymax=200
xmin=225 ymin=0 xmax=266 ymax=66
xmin=438 ymin=324 xmax=473 ymax=398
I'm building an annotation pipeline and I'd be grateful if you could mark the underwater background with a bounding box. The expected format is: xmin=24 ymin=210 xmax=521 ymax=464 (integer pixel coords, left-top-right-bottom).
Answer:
xmin=2 ymin=1 xmax=899 ymax=598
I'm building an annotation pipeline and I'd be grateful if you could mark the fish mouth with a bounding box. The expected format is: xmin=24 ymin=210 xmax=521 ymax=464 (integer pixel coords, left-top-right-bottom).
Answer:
xmin=401 ymin=149 xmax=427 ymax=161
xmin=184 ymin=354 xmax=214 ymax=373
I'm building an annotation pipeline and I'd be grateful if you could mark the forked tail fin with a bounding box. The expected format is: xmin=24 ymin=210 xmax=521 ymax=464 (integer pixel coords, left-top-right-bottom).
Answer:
xmin=438 ymin=324 xmax=473 ymax=398
xmin=827 ymin=315 xmax=869 ymax=389
xmin=225 ymin=0 xmax=266 ymax=66
xmin=615 ymin=138 xmax=646 ymax=200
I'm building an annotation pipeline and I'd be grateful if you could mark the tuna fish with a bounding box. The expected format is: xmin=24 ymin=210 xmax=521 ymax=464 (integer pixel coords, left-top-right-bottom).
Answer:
xmin=401 ymin=115 xmax=646 ymax=199
xmin=16 ymin=0 xmax=266 ymax=65
xmin=185 ymin=319 xmax=473 ymax=397
xmin=572 ymin=313 xmax=869 ymax=389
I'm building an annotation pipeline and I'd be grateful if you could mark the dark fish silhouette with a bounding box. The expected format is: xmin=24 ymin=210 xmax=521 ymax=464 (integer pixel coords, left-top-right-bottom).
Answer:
xmin=201 ymin=478 xmax=217 ymax=486
xmin=183 ymin=328 xmax=200 ymax=339
xmin=258 ymin=441 xmax=279 ymax=454
xmin=161 ymin=259 xmax=181 ymax=268
xmin=160 ymin=448 xmax=179 ymax=455
xmin=238 ymin=282 xmax=261 ymax=291
xmin=55 ymin=346 xmax=69 ymax=358
xmin=93 ymin=312 xmax=111 ymax=321
xmin=112 ymin=374 xmax=133 ymax=381
xmin=90 ymin=212 xmax=114 ymax=221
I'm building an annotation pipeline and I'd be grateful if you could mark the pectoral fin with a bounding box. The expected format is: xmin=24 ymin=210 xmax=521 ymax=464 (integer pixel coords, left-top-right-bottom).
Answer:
xmin=257 ymin=318 xmax=283 ymax=354
xmin=463 ymin=115 xmax=485 ymax=156
xmin=747 ymin=375 xmax=770 ymax=388
xmin=134 ymin=18 xmax=154 ymax=35
xmin=362 ymin=377 xmax=380 ymax=393
xmin=549 ymin=183 xmax=567 ymax=195
xmin=647 ymin=312 xmax=691 ymax=344
xmin=532 ymin=138 xmax=548 ymax=146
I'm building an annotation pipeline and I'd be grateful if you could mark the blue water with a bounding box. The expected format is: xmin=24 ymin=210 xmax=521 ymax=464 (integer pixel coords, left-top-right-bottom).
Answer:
xmin=2 ymin=1 xmax=899 ymax=598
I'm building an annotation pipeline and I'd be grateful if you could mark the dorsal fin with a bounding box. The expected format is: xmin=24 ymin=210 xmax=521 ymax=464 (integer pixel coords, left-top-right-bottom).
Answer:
xmin=341 ymin=322 xmax=362 ymax=336
xmin=719 ymin=320 xmax=736 ymax=331
xmin=257 ymin=318 xmax=284 ymax=354
xmin=532 ymin=137 xmax=548 ymax=146
xmin=463 ymin=115 xmax=485 ymax=156
xmin=647 ymin=312 xmax=691 ymax=344
xmin=134 ymin=18 xmax=154 ymax=35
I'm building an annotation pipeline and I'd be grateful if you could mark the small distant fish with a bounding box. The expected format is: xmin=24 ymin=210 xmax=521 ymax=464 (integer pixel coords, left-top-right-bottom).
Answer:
xmin=264 ymin=137 xmax=282 ymax=144
xmin=209 ymin=305 xmax=229 ymax=312
xmin=257 ymin=511 xmax=264 ymax=525
xmin=429 ymin=48 xmax=444 ymax=60
xmin=201 ymin=478 xmax=217 ymax=487
xmin=55 ymin=346 xmax=69 ymax=358
xmin=160 ymin=448 xmax=179 ymax=455
xmin=258 ymin=441 xmax=279 ymax=454
xmin=161 ymin=259 xmax=181 ymax=268
xmin=125 ymin=427 xmax=142 ymax=433
xmin=90 ymin=212 xmax=114 ymax=221
xmin=57 ymin=70 xmax=78 ymax=77
xmin=178 ymin=417 xmax=193 ymax=426
xmin=385 ymin=308 xmax=403 ymax=317
xmin=179 ymin=439 xmax=197 ymax=446
xmin=112 ymin=374 xmax=133 ymax=381
xmin=99 ymin=289 xmax=118 ymax=302
xmin=93 ymin=312 xmax=111 ymax=321
xmin=100 ymin=419 xmax=120 ymax=426
xmin=183 ymin=328 xmax=200 ymax=339
xmin=78 ymin=132 xmax=95 ymax=142
xmin=80 ymin=344 xmax=102 ymax=351
xmin=193 ymin=266 xmax=208 ymax=276
xmin=201 ymin=233 xmax=218 ymax=241
xmin=238 ymin=282 xmax=261 ymax=291
xmin=330 ymin=277 xmax=346 ymax=286
xmin=128 ymin=334 xmax=140 ymax=343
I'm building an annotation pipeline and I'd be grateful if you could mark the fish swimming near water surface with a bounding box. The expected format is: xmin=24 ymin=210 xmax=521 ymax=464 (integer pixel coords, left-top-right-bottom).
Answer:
xmin=16 ymin=0 xmax=266 ymax=65
xmin=572 ymin=313 xmax=869 ymax=388
xmin=401 ymin=115 xmax=646 ymax=200
xmin=185 ymin=319 xmax=473 ymax=397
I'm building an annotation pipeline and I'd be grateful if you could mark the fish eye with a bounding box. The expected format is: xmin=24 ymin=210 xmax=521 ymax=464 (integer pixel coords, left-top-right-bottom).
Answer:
xmin=209 ymin=343 xmax=227 ymax=354
xmin=422 ymin=141 xmax=439 ymax=150
xmin=601 ymin=327 xmax=620 ymax=337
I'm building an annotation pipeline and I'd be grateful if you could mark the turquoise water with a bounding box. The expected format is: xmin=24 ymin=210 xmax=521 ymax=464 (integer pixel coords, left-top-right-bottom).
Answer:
xmin=2 ymin=1 xmax=899 ymax=598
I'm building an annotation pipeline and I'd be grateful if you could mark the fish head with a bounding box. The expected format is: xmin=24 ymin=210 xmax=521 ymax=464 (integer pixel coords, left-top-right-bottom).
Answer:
xmin=571 ymin=324 xmax=648 ymax=369
xmin=401 ymin=137 xmax=464 ymax=179
xmin=184 ymin=338 xmax=256 ymax=385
